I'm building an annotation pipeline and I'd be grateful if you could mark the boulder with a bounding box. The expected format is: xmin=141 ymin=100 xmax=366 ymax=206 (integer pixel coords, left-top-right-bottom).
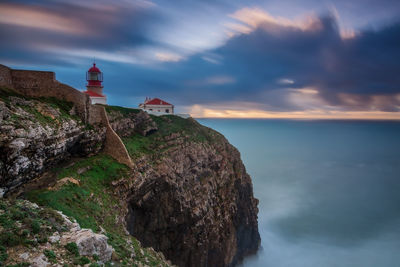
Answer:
xmin=61 ymin=229 xmax=113 ymax=263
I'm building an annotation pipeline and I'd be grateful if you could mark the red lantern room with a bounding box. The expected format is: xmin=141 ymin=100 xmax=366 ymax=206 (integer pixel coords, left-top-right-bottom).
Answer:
xmin=84 ymin=62 xmax=107 ymax=104
xmin=86 ymin=63 xmax=103 ymax=87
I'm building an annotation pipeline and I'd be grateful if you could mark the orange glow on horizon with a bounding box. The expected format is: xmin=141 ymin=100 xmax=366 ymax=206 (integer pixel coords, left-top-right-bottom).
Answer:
xmin=188 ymin=106 xmax=400 ymax=120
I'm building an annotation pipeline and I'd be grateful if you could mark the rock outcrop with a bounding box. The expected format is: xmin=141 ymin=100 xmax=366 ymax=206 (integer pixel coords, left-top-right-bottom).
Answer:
xmin=107 ymin=107 xmax=157 ymax=137
xmin=0 ymin=93 xmax=105 ymax=194
xmin=59 ymin=214 xmax=113 ymax=263
xmin=0 ymin=199 xmax=114 ymax=266
xmin=121 ymin=117 xmax=260 ymax=267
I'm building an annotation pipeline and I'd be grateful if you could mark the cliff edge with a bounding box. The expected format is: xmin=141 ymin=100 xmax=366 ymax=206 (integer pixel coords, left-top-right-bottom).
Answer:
xmin=0 ymin=78 xmax=260 ymax=266
xmin=109 ymin=107 xmax=261 ymax=266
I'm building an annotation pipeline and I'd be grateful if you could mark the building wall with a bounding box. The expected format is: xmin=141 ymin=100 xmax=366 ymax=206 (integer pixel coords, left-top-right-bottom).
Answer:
xmin=140 ymin=104 xmax=174 ymax=114
xmin=90 ymin=96 xmax=107 ymax=105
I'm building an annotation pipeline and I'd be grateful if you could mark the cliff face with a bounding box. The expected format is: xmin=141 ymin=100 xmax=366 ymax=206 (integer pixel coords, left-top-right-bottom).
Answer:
xmin=111 ymin=113 xmax=261 ymax=267
xmin=0 ymin=85 xmax=260 ymax=266
xmin=0 ymin=88 xmax=105 ymax=194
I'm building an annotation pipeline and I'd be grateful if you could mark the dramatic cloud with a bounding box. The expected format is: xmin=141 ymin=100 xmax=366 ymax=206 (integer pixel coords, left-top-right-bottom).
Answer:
xmin=1 ymin=0 xmax=399 ymax=117
xmin=0 ymin=0 xmax=161 ymax=65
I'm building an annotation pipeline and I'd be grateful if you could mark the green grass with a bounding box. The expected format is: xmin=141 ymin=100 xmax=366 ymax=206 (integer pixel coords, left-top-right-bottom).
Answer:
xmin=121 ymin=113 xmax=225 ymax=159
xmin=25 ymin=155 xmax=129 ymax=232
xmin=24 ymin=154 xmax=169 ymax=266
xmin=105 ymin=105 xmax=141 ymax=116
xmin=0 ymin=87 xmax=82 ymax=128
xmin=0 ymin=87 xmax=22 ymax=103
xmin=0 ymin=199 xmax=64 ymax=256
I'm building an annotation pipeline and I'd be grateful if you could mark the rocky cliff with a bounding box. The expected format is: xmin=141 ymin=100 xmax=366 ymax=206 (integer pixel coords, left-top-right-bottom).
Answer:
xmin=0 ymin=87 xmax=105 ymax=195
xmin=0 ymin=87 xmax=260 ymax=267
xmin=111 ymin=112 xmax=261 ymax=267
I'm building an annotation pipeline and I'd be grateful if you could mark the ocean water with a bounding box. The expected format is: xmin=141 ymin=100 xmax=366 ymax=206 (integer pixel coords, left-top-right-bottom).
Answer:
xmin=197 ymin=119 xmax=400 ymax=267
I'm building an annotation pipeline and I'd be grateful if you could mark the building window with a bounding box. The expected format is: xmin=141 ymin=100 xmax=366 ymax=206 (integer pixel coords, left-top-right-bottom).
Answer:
xmin=149 ymin=109 xmax=153 ymax=111
xmin=165 ymin=109 xmax=169 ymax=113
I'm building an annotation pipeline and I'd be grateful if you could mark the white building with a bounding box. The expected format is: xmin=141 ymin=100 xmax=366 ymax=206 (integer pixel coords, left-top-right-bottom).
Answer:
xmin=139 ymin=97 xmax=174 ymax=114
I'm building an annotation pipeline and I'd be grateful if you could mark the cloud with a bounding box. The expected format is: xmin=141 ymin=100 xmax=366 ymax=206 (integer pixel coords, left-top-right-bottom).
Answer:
xmin=205 ymin=75 xmax=235 ymax=85
xmin=0 ymin=0 xmax=161 ymax=65
xmin=0 ymin=3 xmax=90 ymax=35
xmin=155 ymin=52 xmax=183 ymax=62
xmin=0 ymin=1 xmax=399 ymax=117
xmin=227 ymin=7 xmax=324 ymax=37
xmin=278 ymin=78 xmax=295 ymax=85
xmin=208 ymin=11 xmax=400 ymax=112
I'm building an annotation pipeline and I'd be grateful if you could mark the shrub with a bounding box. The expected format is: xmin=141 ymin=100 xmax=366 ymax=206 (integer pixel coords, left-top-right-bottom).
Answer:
xmin=44 ymin=249 xmax=57 ymax=263
xmin=0 ymin=245 xmax=8 ymax=262
xmin=21 ymin=229 xmax=29 ymax=237
xmin=73 ymin=256 xmax=90 ymax=265
xmin=31 ymin=220 xmax=41 ymax=234
xmin=0 ymin=232 xmax=19 ymax=246
xmin=6 ymin=263 xmax=30 ymax=267
xmin=65 ymin=242 xmax=79 ymax=256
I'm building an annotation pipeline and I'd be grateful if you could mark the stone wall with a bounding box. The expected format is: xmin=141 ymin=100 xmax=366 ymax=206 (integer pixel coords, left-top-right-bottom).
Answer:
xmin=10 ymin=69 xmax=89 ymax=123
xmin=100 ymin=107 xmax=134 ymax=168
xmin=88 ymin=104 xmax=106 ymax=126
xmin=0 ymin=64 xmax=13 ymax=88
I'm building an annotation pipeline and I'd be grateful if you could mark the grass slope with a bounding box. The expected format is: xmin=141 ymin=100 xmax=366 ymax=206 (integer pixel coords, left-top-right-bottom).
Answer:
xmin=25 ymin=154 xmax=170 ymax=266
xmin=122 ymin=114 xmax=224 ymax=159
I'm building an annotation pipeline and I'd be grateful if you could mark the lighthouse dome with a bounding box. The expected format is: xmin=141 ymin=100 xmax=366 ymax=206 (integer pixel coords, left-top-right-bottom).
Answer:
xmin=88 ymin=63 xmax=101 ymax=73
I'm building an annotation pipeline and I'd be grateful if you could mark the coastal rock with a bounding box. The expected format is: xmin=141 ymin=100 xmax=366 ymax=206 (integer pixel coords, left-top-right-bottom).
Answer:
xmin=125 ymin=121 xmax=260 ymax=267
xmin=0 ymin=96 xmax=106 ymax=193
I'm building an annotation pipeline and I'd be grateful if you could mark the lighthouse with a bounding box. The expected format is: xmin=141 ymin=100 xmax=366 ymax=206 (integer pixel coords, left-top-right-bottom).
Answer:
xmin=83 ymin=63 xmax=107 ymax=105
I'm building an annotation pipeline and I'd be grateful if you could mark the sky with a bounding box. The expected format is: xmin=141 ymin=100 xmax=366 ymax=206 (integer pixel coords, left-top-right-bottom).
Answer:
xmin=0 ymin=0 xmax=400 ymax=119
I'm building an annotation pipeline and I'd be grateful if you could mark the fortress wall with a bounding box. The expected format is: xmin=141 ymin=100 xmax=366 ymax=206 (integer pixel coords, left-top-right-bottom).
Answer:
xmin=10 ymin=69 xmax=88 ymax=122
xmin=0 ymin=64 xmax=13 ymax=88
xmin=11 ymin=69 xmax=56 ymax=91
xmin=56 ymin=83 xmax=89 ymax=122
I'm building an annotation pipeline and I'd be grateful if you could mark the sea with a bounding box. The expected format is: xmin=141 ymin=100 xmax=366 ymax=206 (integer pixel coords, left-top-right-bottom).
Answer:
xmin=197 ymin=119 xmax=400 ymax=267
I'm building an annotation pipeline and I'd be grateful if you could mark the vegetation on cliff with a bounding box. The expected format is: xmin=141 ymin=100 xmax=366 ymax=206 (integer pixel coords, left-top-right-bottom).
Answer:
xmin=122 ymin=115 xmax=225 ymax=159
xmin=0 ymin=87 xmax=80 ymax=128
xmin=108 ymin=107 xmax=260 ymax=267
xmin=1 ymin=96 xmax=259 ymax=267
xmin=23 ymin=155 xmax=171 ymax=266
xmin=0 ymin=87 xmax=105 ymax=192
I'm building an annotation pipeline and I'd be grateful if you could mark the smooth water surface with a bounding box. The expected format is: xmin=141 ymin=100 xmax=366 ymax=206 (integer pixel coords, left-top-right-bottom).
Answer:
xmin=197 ymin=119 xmax=400 ymax=267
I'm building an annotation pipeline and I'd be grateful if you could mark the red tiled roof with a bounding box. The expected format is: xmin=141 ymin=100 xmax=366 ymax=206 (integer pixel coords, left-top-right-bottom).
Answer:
xmin=145 ymin=98 xmax=172 ymax=105
xmin=83 ymin=91 xmax=105 ymax=97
